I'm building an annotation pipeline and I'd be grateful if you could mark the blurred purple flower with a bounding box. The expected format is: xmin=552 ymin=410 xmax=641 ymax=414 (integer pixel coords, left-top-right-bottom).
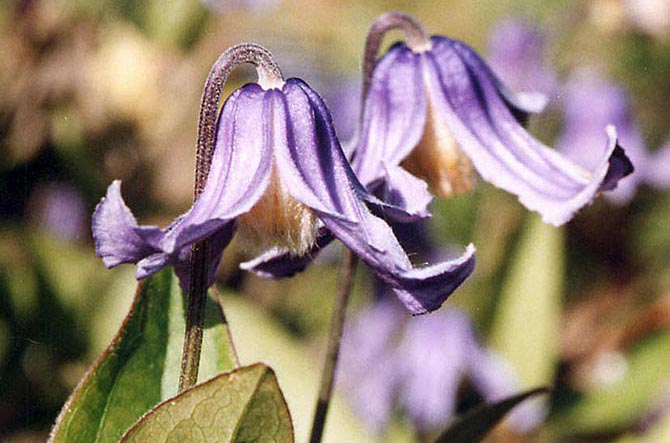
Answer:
xmin=93 ymin=78 xmax=475 ymax=314
xmin=486 ymin=18 xmax=557 ymax=99
xmin=28 ymin=182 xmax=87 ymax=242
xmin=556 ymin=72 xmax=669 ymax=203
xmin=340 ymin=299 xmax=543 ymax=434
xmin=353 ymin=34 xmax=633 ymax=227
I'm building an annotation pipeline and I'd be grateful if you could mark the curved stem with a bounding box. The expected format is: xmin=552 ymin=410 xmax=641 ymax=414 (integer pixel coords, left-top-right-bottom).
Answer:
xmin=309 ymin=249 xmax=358 ymax=443
xmin=361 ymin=12 xmax=430 ymax=107
xmin=178 ymin=43 xmax=283 ymax=393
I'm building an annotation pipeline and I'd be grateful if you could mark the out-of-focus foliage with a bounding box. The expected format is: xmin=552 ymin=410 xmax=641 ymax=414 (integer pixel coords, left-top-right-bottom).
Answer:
xmin=1 ymin=0 xmax=668 ymax=442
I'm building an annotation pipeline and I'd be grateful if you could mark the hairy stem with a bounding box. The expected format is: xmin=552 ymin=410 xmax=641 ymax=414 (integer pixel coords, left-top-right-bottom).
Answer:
xmin=178 ymin=43 xmax=283 ymax=392
xmin=361 ymin=11 xmax=430 ymax=106
xmin=309 ymin=249 xmax=358 ymax=443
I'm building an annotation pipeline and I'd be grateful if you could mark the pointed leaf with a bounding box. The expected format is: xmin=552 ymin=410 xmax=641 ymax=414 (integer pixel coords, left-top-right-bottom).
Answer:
xmin=119 ymin=363 xmax=294 ymax=443
xmin=48 ymin=268 xmax=238 ymax=443
xmin=434 ymin=387 xmax=549 ymax=443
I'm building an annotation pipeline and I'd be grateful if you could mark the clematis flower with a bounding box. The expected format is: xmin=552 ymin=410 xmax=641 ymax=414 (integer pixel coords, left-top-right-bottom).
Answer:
xmin=556 ymin=72 xmax=670 ymax=203
xmin=339 ymin=298 xmax=543 ymax=434
xmin=352 ymin=13 xmax=633 ymax=227
xmin=92 ymin=45 xmax=475 ymax=315
xmin=242 ymin=13 xmax=633 ymax=280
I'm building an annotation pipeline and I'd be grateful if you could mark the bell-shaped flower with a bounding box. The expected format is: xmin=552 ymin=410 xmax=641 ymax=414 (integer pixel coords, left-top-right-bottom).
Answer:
xmin=352 ymin=15 xmax=633 ymax=227
xmin=93 ymin=73 xmax=475 ymax=315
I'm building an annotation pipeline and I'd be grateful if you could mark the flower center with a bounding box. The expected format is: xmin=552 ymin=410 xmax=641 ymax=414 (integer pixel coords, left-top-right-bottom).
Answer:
xmin=236 ymin=165 xmax=319 ymax=255
xmin=401 ymin=98 xmax=474 ymax=198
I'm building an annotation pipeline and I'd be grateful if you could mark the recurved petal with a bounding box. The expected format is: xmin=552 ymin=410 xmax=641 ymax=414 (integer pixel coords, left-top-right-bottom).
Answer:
xmin=370 ymin=164 xmax=433 ymax=222
xmin=92 ymin=180 xmax=162 ymax=268
xmin=278 ymin=78 xmax=475 ymax=313
xmin=353 ymin=44 xmax=427 ymax=186
xmin=386 ymin=245 xmax=476 ymax=315
xmin=162 ymin=84 xmax=274 ymax=252
xmin=240 ymin=228 xmax=336 ymax=278
xmin=425 ymin=38 xmax=633 ymax=226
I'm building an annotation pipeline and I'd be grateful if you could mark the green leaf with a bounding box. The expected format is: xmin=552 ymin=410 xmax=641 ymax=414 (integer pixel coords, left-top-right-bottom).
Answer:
xmin=48 ymin=268 xmax=238 ymax=443
xmin=488 ymin=214 xmax=564 ymax=389
xmin=433 ymin=388 xmax=549 ymax=443
xmin=119 ymin=363 xmax=294 ymax=443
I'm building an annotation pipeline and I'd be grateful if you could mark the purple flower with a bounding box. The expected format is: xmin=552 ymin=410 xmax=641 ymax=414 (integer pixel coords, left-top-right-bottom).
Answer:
xmin=486 ymin=18 xmax=557 ymax=100
xmin=339 ymin=299 xmax=543 ymax=434
xmin=556 ymin=72 xmax=669 ymax=203
xmin=28 ymin=183 xmax=87 ymax=242
xmin=353 ymin=29 xmax=633 ymax=227
xmin=92 ymin=76 xmax=475 ymax=314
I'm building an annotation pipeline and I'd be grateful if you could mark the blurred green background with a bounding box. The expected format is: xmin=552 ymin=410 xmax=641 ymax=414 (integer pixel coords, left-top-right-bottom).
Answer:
xmin=0 ymin=0 xmax=668 ymax=442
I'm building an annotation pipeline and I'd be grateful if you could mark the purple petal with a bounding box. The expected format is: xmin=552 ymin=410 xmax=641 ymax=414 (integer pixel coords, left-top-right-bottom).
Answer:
xmin=353 ymin=44 xmax=427 ymax=186
xmin=162 ymin=84 xmax=274 ymax=252
xmin=276 ymin=78 xmax=475 ymax=314
xmin=339 ymin=300 xmax=404 ymax=431
xmin=370 ymin=165 xmax=434 ymax=222
xmin=240 ymin=228 xmax=335 ymax=278
xmin=425 ymin=37 xmax=633 ymax=225
xmin=396 ymin=309 xmax=472 ymax=430
xmin=92 ymin=180 xmax=162 ymax=268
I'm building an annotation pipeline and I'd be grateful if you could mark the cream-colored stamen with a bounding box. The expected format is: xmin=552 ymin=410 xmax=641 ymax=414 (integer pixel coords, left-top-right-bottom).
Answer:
xmin=402 ymin=98 xmax=474 ymax=198
xmin=237 ymin=165 xmax=319 ymax=255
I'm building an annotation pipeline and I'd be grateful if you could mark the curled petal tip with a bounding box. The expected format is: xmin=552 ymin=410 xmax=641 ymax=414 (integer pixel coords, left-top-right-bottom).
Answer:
xmin=92 ymin=180 xmax=161 ymax=269
xmin=600 ymin=125 xmax=635 ymax=192
xmin=392 ymin=243 xmax=476 ymax=315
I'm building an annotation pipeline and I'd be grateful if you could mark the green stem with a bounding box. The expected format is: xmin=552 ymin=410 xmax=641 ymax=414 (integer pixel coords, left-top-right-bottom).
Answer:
xmin=309 ymin=249 xmax=358 ymax=443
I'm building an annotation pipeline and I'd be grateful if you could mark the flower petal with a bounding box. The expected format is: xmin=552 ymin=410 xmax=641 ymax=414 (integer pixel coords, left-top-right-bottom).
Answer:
xmin=92 ymin=180 xmax=162 ymax=268
xmin=162 ymin=84 xmax=274 ymax=252
xmin=397 ymin=309 xmax=471 ymax=430
xmin=371 ymin=163 xmax=433 ymax=222
xmin=277 ymin=78 xmax=475 ymax=313
xmin=425 ymin=37 xmax=633 ymax=225
xmin=352 ymin=44 xmax=427 ymax=186
xmin=240 ymin=228 xmax=336 ymax=278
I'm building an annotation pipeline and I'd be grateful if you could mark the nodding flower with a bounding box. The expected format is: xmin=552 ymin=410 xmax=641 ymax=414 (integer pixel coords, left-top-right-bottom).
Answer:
xmin=92 ymin=43 xmax=475 ymax=315
xmin=351 ymin=12 xmax=633 ymax=226
xmin=241 ymin=13 xmax=634 ymax=283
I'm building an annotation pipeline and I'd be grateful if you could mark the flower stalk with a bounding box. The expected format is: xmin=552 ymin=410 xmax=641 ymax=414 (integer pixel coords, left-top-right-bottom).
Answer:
xmin=178 ymin=43 xmax=284 ymax=392
xmin=362 ymin=11 xmax=430 ymax=102
xmin=309 ymin=249 xmax=358 ymax=443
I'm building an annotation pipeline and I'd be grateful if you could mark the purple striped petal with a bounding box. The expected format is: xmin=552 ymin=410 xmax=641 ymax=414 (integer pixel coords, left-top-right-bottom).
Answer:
xmin=276 ymin=78 xmax=475 ymax=314
xmin=162 ymin=84 xmax=274 ymax=253
xmin=424 ymin=37 xmax=633 ymax=225
xmin=353 ymin=44 xmax=427 ymax=187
